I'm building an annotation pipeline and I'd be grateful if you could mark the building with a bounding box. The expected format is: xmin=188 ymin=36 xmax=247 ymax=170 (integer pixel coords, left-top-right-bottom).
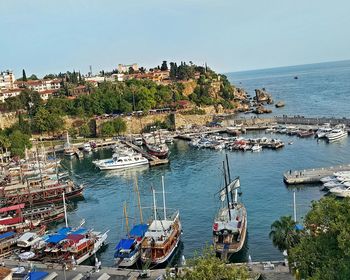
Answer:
xmin=0 ymin=70 xmax=16 ymax=90
xmin=0 ymin=88 xmax=22 ymax=102
xmin=124 ymin=70 xmax=170 ymax=83
xmin=118 ymin=63 xmax=138 ymax=73
xmin=15 ymin=79 xmax=61 ymax=92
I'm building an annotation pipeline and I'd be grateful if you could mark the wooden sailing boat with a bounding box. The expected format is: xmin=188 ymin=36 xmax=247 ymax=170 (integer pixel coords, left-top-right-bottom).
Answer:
xmin=140 ymin=176 xmax=181 ymax=265
xmin=212 ymin=154 xmax=247 ymax=260
xmin=114 ymin=176 xmax=148 ymax=267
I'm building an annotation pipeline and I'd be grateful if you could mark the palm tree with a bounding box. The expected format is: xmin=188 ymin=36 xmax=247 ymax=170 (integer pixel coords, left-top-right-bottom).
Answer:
xmin=269 ymin=215 xmax=300 ymax=252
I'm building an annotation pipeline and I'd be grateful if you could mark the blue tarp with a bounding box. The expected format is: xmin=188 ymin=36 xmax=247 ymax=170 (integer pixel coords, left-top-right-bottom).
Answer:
xmin=71 ymin=228 xmax=87 ymax=235
xmin=26 ymin=271 xmax=49 ymax=280
xmin=129 ymin=224 xmax=148 ymax=237
xmin=0 ymin=231 xmax=15 ymax=240
xmin=46 ymin=234 xmax=67 ymax=244
xmin=115 ymin=238 xmax=135 ymax=250
xmin=57 ymin=227 xmax=72 ymax=235
xmin=295 ymin=224 xmax=304 ymax=231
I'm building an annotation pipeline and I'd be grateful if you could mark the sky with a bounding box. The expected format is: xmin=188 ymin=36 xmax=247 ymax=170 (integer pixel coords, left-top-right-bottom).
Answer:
xmin=1 ymin=0 xmax=350 ymax=77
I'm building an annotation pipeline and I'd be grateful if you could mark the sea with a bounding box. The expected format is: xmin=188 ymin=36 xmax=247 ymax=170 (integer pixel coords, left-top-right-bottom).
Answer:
xmin=60 ymin=60 xmax=350 ymax=267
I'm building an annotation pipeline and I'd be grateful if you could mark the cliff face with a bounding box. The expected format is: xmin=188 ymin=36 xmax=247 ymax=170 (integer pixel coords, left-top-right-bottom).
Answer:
xmin=0 ymin=112 xmax=18 ymax=129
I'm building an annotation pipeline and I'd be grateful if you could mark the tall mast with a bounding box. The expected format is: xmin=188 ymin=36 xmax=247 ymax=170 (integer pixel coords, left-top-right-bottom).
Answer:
xmin=152 ymin=188 xmax=157 ymax=221
xmin=134 ymin=176 xmax=143 ymax=224
xmin=162 ymin=176 xmax=167 ymax=220
xmin=123 ymin=202 xmax=130 ymax=235
xmin=293 ymin=191 xmax=297 ymax=222
xmin=63 ymin=192 xmax=68 ymax=228
xmin=35 ymin=144 xmax=44 ymax=188
xmin=225 ymin=154 xmax=235 ymax=203
xmin=223 ymin=161 xmax=231 ymax=220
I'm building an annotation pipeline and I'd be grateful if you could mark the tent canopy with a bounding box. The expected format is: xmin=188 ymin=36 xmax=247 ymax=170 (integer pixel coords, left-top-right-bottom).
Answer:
xmin=115 ymin=238 xmax=135 ymax=250
xmin=130 ymin=224 xmax=148 ymax=237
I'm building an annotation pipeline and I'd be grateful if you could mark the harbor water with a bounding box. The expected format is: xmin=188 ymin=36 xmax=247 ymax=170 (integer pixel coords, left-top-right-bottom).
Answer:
xmin=61 ymin=61 xmax=350 ymax=267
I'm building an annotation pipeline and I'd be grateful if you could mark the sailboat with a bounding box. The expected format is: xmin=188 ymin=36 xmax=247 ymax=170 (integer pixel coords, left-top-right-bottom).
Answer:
xmin=114 ymin=177 xmax=148 ymax=267
xmin=64 ymin=131 xmax=75 ymax=157
xmin=212 ymin=155 xmax=247 ymax=260
xmin=140 ymin=176 xmax=181 ymax=265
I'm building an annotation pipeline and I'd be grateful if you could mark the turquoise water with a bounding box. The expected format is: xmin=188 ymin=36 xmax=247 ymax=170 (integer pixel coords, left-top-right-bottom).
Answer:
xmin=61 ymin=61 xmax=350 ymax=267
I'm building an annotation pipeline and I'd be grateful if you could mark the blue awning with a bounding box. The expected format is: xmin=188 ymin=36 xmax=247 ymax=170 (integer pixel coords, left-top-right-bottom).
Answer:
xmin=26 ymin=271 xmax=49 ymax=280
xmin=71 ymin=228 xmax=87 ymax=235
xmin=47 ymin=234 xmax=67 ymax=244
xmin=115 ymin=238 xmax=135 ymax=250
xmin=130 ymin=224 xmax=148 ymax=237
xmin=295 ymin=224 xmax=304 ymax=231
xmin=0 ymin=231 xmax=15 ymax=240
xmin=58 ymin=227 xmax=72 ymax=235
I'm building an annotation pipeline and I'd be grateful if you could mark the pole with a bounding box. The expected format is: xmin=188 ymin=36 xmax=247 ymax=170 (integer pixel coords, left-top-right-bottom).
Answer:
xmin=223 ymin=161 xmax=231 ymax=220
xmin=152 ymin=188 xmax=157 ymax=221
xmin=225 ymin=154 xmax=234 ymax=203
xmin=162 ymin=176 xmax=167 ymax=220
xmin=63 ymin=192 xmax=68 ymax=228
xmin=293 ymin=191 xmax=297 ymax=222
xmin=124 ymin=202 xmax=129 ymax=235
xmin=134 ymin=176 xmax=143 ymax=224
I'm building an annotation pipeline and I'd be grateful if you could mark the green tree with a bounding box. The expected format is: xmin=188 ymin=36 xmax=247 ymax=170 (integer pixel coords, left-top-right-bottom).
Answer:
xmin=8 ymin=130 xmax=32 ymax=157
xmin=166 ymin=246 xmax=249 ymax=280
xmin=33 ymin=107 xmax=51 ymax=133
xmin=22 ymin=69 xmax=27 ymax=82
xmin=269 ymin=215 xmax=299 ymax=253
xmin=79 ymin=124 xmax=91 ymax=138
xmin=100 ymin=121 xmax=115 ymax=137
xmin=161 ymin=60 xmax=168 ymax=71
xmin=289 ymin=197 xmax=350 ymax=279
xmin=112 ymin=117 xmax=127 ymax=135
xmin=28 ymin=74 xmax=39 ymax=80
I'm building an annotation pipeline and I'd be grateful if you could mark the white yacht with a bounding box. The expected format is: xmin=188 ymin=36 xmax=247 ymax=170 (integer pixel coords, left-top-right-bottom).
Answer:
xmin=325 ymin=124 xmax=348 ymax=142
xmin=320 ymin=176 xmax=337 ymax=184
xmin=333 ymin=170 xmax=350 ymax=177
xmin=17 ymin=232 xmax=42 ymax=248
xmin=251 ymin=144 xmax=262 ymax=152
xmin=329 ymin=184 xmax=350 ymax=197
xmin=315 ymin=123 xmax=332 ymax=138
xmin=94 ymin=153 xmax=149 ymax=170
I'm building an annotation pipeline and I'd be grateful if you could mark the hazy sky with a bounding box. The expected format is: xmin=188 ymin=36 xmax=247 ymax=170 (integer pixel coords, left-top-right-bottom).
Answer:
xmin=1 ymin=0 xmax=349 ymax=77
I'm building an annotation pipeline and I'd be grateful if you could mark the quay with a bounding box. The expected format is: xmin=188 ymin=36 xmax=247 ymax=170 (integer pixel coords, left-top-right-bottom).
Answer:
xmin=2 ymin=259 xmax=292 ymax=280
xmin=175 ymin=128 xmax=226 ymax=141
xmin=122 ymin=141 xmax=169 ymax=167
xmin=283 ymin=164 xmax=350 ymax=185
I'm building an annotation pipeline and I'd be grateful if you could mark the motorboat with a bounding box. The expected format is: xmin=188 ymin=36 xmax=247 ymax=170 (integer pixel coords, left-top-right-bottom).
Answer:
xmin=251 ymin=144 xmax=262 ymax=152
xmin=132 ymin=137 xmax=143 ymax=146
xmin=320 ymin=176 xmax=338 ymax=184
xmin=325 ymin=125 xmax=348 ymax=142
xmin=94 ymin=153 xmax=149 ymax=170
xmin=329 ymin=184 xmax=350 ymax=198
xmin=17 ymin=232 xmax=42 ymax=248
xmin=333 ymin=170 xmax=350 ymax=177
xmin=315 ymin=124 xmax=332 ymax=138
xmin=83 ymin=143 xmax=92 ymax=152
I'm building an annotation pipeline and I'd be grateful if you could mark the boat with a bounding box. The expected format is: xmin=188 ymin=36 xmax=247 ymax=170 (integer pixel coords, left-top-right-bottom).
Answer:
xmin=251 ymin=144 xmax=262 ymax=152
xmin=145 ymin=143 xmax=169 ymax=159
xmin=94 ymin=153 xmax=149 ymax=170
xmin=226 ymin=126 xmax=242 ymax=136
xmin=333 ymin=170 xmax=350 ymax=177
xmin=315 ymin=124 xmax=332 ymax=138
xmin=17 ymin=232 xmax=43 ymax=248
xmin=320 ymin=176 xmax=337 ymax=184
xmin=275 ymin=101 xmax=285 ymax=108
xmin=64 ymin=131 xmax=75 ymax=157
xmin=329 ymin=184 xmax=350 ymax=197
xmin=115 ymin=178 xmax=148 ymax=267
xmin=114 ymin=224 xmax=148 ymax=267
xmin=325 ymin=124 xmax=348 ymax=142
xmin=213 ymin=155 xmax=247 ymax=260
xmin=132 ymin=137 xmax=143 ymax=146
xmin=297 ymin=130 xmax=314 ymax=138
xmin=22 ymin=204 xmax=65 ymax=225
xmin=83 ymin=143 xmax=92 ymax=152
xmin=140 ymin=176 xmax=182 ymax=266
xmin=0 ymin=231 xmax=18 ymax=258
xmin=31 ymin=194 xmax=109 ymax=265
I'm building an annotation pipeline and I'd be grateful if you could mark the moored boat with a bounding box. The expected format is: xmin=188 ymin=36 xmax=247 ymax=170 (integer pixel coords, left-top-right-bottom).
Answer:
xmin=325 ymin=124 xmax=348 ymax=142
xmin=213 ymin=155 xmax=247 ymax=260
xmin=94 ymin=153 xmax=149 ymax=170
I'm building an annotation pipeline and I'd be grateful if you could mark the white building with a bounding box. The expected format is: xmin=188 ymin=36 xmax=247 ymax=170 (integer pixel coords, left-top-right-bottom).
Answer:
xmin=0 ymin=70 xmax=16 ymax=90
xmin=0 ymin=88 xmax=22 ymax=102
xmin=118 ymin=63 xmax=138 ymax=73
xmin=15 ymin=79 xmax=61 ymax=92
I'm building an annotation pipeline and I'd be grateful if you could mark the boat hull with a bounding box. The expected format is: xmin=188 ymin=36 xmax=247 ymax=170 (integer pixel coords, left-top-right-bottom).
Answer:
xmin=96 ymin=160 xmax=149 ymax=170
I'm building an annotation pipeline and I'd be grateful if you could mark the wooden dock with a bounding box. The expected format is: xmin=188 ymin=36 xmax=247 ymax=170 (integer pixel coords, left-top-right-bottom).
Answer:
xmin=283 ymin=164 xmax=350 ymax=185
xmin=122 ymin=141 xmax=169 ymax=167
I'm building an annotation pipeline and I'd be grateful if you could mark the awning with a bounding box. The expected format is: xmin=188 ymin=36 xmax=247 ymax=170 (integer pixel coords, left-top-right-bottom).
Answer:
xmin=25 ymin=271 xmax=49 ymax=280
xmin=0 ymin=231 xmax=15 ymax=240
xmin=57 ymin=227 xmax=72 ymax=235
xmin=67 ymin=234 xmax=84 ymax=243
xmin=115 ymin=238 xmax=135 ymax=250
xmin=130 ymin=224 xmax=148 ymax=237
xmin=46 ymin=234 xmax=67 ymax=244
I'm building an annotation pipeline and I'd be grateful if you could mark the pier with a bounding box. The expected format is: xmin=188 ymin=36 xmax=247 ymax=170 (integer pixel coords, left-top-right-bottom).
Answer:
xmin=283 ymin=164 xmax=350 ymax=185
xmin=122 ymin=141 xmax=169 ymax=166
